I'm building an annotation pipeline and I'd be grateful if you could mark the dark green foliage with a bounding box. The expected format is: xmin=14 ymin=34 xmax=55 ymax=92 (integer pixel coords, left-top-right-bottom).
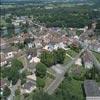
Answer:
xmin=1 ymin=59 xmax=24 ymax=85
xmin=36 ymin=62 xmax=47 ymax=78
xmin=96 ymin=20 xmax=100 ymax=29
xmin=20 ymin=71 xmax=27 ymax=85
xmin=2 ymin=4 xmax=98 ymax=29
xmin=6 ymin=24 xmax=15 ymax=37
xmin=17 ymin=43 xmax=25 ymax=49
xmin=29 ymin=91 xmax=54 ymax=100
xmin=36 ymin=77 xmax=45 ymax=88
xmin=29 ymin=76 xmax=84 ymax=100
xmin=11 ymin=59 xmax=23 ymax=70
xmin=71 ymin=66 xmax=86 ymax=81
xmin=85 ymin=67 xmax=100 ymax=82
xmin=54 ymin=48 xmax=66 ymax=64
xmin=3 ymin=86 xmax=11 ymax=99
xmin=40 ymin=51 xmax=54 ymax=67
xmin=5 ymin=18 xmax=12 ymax=23
xmin=15 ymin=89 xmax=21 ymax=96
xmin=40 ymin=49 xmax=66 ymax=67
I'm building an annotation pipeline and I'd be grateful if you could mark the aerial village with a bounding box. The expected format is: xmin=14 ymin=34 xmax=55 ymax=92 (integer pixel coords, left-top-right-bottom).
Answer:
xmin=0 ymin=16 xmax=100 ymax=100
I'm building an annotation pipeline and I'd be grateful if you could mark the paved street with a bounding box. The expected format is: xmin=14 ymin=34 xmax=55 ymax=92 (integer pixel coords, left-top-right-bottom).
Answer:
xmin=45 ymin=48 xmax=86 ymax=95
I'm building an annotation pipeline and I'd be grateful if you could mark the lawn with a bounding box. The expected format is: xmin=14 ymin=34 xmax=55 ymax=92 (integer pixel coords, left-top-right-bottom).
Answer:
xmin=57 ymin=78 xmax=85 ymax=100
xmin=93 ymin=51 xmax=100 ymax=62
xmin=43 ymin=69 xmax=55 ymax=90
xmin=64 ymin=55 xmax=72 ymax=65
xmin=18 ymin=55 xmax=28 ymax=69
xmin=44 ymin=76 xmax=54 ymax=90
xmin=76 ymin=30 xmax=83 ymax=36
xmin=66 ymin=49 xmax=78 ymax=57
xmin=0 ymin=19 xmax=7 ymax=27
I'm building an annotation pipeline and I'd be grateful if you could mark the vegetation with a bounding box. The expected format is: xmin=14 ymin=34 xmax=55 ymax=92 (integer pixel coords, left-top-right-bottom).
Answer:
xmin=3 ymin=86 xmax=11 ymax=99
xmin=1 ymin=59 xmax=24 ymax=85
xmin=35 ymin=62 xmax=47 ymax=88
xmin=40 ymin=48 xmax=66 ymax=67
xmin=55 ymin=77 xmax=84 ymax=100
xmin=40 ymin=51 xmax=54 ymax=67
xmin=20 ymin=70 xmax=27 ymax=85
xmin=85 ymin=67 xmax=100 ymax=82
xmin=15 ymin=89 xmax=21 ymax=96
xmin=71 ymin=66 xmax=86 ymax=81
xmin=36 ymin=77 xmax=45 ymax=88
xmin=93 ymin=51 xmax=100 ymax=62
xmin=28 ymin=76 xmax=85 ymax=100
xmin=66 ymin=49 xmax=78 ymax=57
xmin=1 ymin=2 xmax=100 ymax=29
xmin=36 ymin=62 xmax=47 ymax=78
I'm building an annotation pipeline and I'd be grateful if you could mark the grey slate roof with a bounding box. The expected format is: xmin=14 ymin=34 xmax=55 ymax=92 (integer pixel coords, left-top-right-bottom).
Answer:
xmin=84 ymin=80 xmax=100 ymax=97
xmin=23 ymin=81 xmax=36 ymax=90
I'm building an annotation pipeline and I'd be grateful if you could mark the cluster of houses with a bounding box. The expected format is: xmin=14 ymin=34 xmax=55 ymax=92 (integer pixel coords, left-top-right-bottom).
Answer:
xmin=0 ymin=20 xmax=100 ymax=98
xmin=12 ymin=16 xmax=28 ymax=27
xmin=21 ymin=73 xmax=36 ymax=94
xmin=79 ymin=25 xmax=100 ymax=53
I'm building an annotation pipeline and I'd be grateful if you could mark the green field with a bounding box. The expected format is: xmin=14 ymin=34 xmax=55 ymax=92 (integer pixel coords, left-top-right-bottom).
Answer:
xmin=66 ymin=49 xmax=78 ymax=57
xmin=56 ymin=78 xmax=85 ymax=100
xmin=93 ymin=51 xmax=100 ymax=62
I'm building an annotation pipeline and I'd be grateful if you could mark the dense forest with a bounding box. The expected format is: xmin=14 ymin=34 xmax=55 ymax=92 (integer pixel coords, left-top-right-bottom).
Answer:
xmin=1 ymin=3 xmax=100 ymax=28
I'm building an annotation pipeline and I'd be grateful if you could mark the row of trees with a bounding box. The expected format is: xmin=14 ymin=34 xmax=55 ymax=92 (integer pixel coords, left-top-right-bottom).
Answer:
xmin=1 ymin=59 xmax=26 ymax=85
xmin=40 ymin=48 xmax=66 ymax=67
xmin=36 ymin=63 xmax=47 ymax=88
xmin=35 ymin=48 xmax=66 ymax=88
xmin=2 ymin=4 xmax=98 ymax=29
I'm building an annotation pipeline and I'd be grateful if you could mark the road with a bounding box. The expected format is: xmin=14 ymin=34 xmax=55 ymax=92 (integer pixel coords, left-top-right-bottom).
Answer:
xmin=45 ymin=48 xmax=86 ymax=95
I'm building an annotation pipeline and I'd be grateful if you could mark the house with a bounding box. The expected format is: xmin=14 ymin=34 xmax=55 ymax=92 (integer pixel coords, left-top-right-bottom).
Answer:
xmin=84 ymin=80 xmax=100 ymax=100
xmin=0 ymin=79 xmax=7 ymax=96
xmin=34 ymin=39 xmax=43 ymax=48
xmin=12 ymin=16 xmax=27 ymax=26
xmin=6 ymin=52 xmax=14 ymax=59
xmin=75 ymin=58 xmax=82 ymax=66
xmin=70 ymin=37 xmax=80 ymax=48
xmin=0 ymin=53 xmax=7 ymax=67
xmin=89 ymin=42 xmax=100 ymax=53
xmin=26 ymin=73 xmax=36 ymax=81
xmin=43 ymin=43 xmax=54 ymax=52
xmin=0 ymin=38 xmax=7 ymax=49
xmin=26 ymin=49 xmax=39 ymax=64
xmin=82 ymin=50 xmax=93 ymax=69
xmin=29 ymin=57 xmax=40 ymax=64
xmin=21 ymin=81 xmax=36 ymax=94
xmin=54 ymin=42 xmax=67 ymax=50
xmin=28 ymin=43 xmax=33 ymax=48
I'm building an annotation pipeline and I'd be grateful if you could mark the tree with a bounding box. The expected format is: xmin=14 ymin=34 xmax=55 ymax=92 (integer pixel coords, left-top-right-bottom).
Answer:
xmin=5 ymin=17 xmax=12 ymax=23
xmin=36 ymin=62 xmax=47 ymax=78
xmin=40 ymin=49 xmax=66 ymax=67
xmin=20 ymin=71 xmax=27 ymax=85
xmin=36 ymin=77 xmax=45 ymax=88
xmin=17 ymin=43 xmax=25 ymax=49
xmin=8 ymin=68 xmax=20 ymax=85
xmin=55 ymin=48 xmax=66 ymax=64
xmin=7 ymin=24 xmax=15 ymax=38
xmin=15 ymin=89 xmax=20 ymax=96
xmin=30 ymin=90 xmax=56 ymax=100
xmin=11 ymin=59 xmax=23 ymax=70
xmin=3 ymin=86 xmax=11 ymax=99
xmin=2 ymin=59 xmax=24 ymax=85
xmin=40 ymin=51 xmax=54 ymax=67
